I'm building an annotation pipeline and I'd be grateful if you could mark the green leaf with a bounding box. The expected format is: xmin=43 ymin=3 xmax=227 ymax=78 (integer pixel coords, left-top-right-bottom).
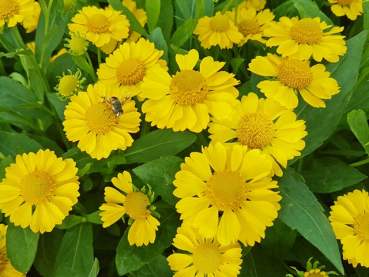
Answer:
xmin=0 ymin=155 xmax=13 ymax=180
xmin=295 ymin=31 xmax=367 ymax=158
xmin=301 ymin=157 xmax=367 ymax=193
xmin=133 ymin=156 xmax=183 ymax=206
xmin=88 ymin=258 xmax=100 ymax=277
xmin=46 ymin=54 xmax=78 ymax=88
xmin=278 ymin=168 xmax=343 ymax=274
xmin=130 ymin=255 xmax=172 ymax=277
xmin=293 ymin=0 xmax=332 ymax=24
xmin=0 ymin=131 xmax=43 ymax=157
xmin=175 ymin=0 xmax=191 ymax=19
xmin=148 ymin=27 xmax=168 ymax=62
xmin=146 ymin=0 xmax=161 ymax=33
xmin=123 ymin=129 xmax=196 ymax=164
xmin=156 ymin=0 xmax=174 ymax=42
xmin=34 ymin=229 xmax=64 ymax=277
xmin=115 ymin=204 xmax=180 ymax=275
xmin=241 ymin=246 xmax=287 ymax=277
xmin=108 ymin=0 xmax=148 ymax=36
xmin=347 ymin=109 xmax=369 ymax=155
xmin=71 ymin=55 xmax=96 ymax=82
xmin=170 ymin=19 xmax=197 ymax=47
xmin=47 ymin=93 xmax=68 ymax=121
xmin=86 ymin=211 xmax=103 ymax=225
xmin=54 ymin=223 xmax=94 ymax=277
xmin=6 ymin=223 xmax=40 ymax=273
xmin=56 ymin=215 xmax=84 ymax=229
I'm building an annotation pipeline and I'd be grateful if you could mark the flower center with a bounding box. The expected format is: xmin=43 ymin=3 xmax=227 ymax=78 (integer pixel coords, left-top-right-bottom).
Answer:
xmin=192 ymin=242 xmax=222 ymax=274
xmin=69 ymin=35 xmax=87 ymax=54
xmin=336 ymin=0 xmax=353 ymax=5
xmin=116 ymin=58 xmax=145 ymax=86
xmin=85 ymin=102 xmax=119 ymax=135
xmin=87 ymin=14 xmax=110 ymax=34
xmin=0 ymin=0 xmax=19 ymax=20
xmin=206 ymin=170 xmax=247 ymax=211
xmin=170 ymin=70 xmax=208 ymax=106
xmin=289 ymin=18 xmax=323 ymax=45
xmin=209 ymin=14 xmax=230 ymax=32
xmin=354 ymin=213 xmax=369 ymax=242
xmin=238 ymin=19 xmax=260 ymax=36
xmin=124 ymin=192 xmax=150 ymax=220
xmin=59 ymin=75 xmax=78 ymax=97
xmin=306 ymin=269 xmax=326 ymax=277
xmin=20 ymin=171 xmax=56 ymax=206
xmin=277 ymin=59 xmax=313 ymax=89
xmin=237 ymin=113 xmax=275 ymax=149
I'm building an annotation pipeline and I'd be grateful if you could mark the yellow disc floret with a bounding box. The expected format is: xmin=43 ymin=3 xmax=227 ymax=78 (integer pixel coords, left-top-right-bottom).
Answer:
xmin=87 ymin=13 xmax=111 ymax=33
xmin=124 ymin=192 xmax=150 ymax=220
xmin=0 ymin=0 xmax=19 ymax=21
xmin=85 ymin=102 xmax=119 ymax=134
xmin=354 ymin=213 xmax=369 ymax=243
xmin=290 ymin=18 xmax=323 ymax=45
xmin=116 ymin=58 xmax=146 ymax=85
xmin=277 ymin=59 xmax=313 ymax=89
xmin=209 ymin=13 xmax=230 ymax=32
xmin=238 ymin=19 xmax=260 ymax=36
xmin=193 ymin=242 xmax=223 ymax=274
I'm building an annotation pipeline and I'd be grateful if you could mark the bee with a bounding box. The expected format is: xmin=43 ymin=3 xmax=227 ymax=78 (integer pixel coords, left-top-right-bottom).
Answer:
xmin=97 ymin=92 xmax=131 ymax=117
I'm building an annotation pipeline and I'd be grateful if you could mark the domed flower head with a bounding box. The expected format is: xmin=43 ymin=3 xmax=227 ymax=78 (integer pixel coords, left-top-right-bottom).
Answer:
xmin=248 ymin=54 xmax=340 ymax=109
xmin=264 ymin=17 xmax=347 ymax=63
xmin=63 ymin=83 xmax=141 ymax=160
xmin=286 ymin=258 xmax=338 ymax=277
xmin=0 ymin=149 xmax=80 ymax=234
xmin=209 ymin=93 xmax=307 ymax=177
xmin=0 ymin=224 xmax=25 ymax=276
xmin=22 ymin=1 xmax=40 ymax=33
xmin=329 ymin=189 xmax=369 ymax=268
xmin=167 ymin=224 xmax=242 ymax=277
xmin=0 ymin=0 xmax=36 ymax=28
xmin=65 ymin=32 xmax=89 ymax=56
xmin=55 ymin=69 xmax=86 ymax=101
xmin=193 ymin=11 xmax=243 ymax=49
xmin=226 ymin=7 xmax=275 ymax=46
xmin=99 ymin=171 xmax=160 ymax=246
xmin=97 ymin=38 xmax=166 ymax=97
xmin=68 ymin=6 xmax=130 ymax=47
xmin=140 ymin=49 xmax=239 ymax=133
xmin=238 ymin=0 xmax=266 ymax=11
xmin=174 ymin=142 xmax=281 ymax=246
xmin=329 ymin=0 xmax=362 ymax=20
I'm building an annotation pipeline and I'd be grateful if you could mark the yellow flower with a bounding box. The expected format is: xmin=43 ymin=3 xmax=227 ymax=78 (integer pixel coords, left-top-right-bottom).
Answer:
xmin=226 ymin=7 xmax=275 ymax=46
xmin=167 ymin=224 xmax=242 ymax=277
xmin=329 ymin=190 xmax=369 ymax=268
xmin=0 ymin=0 xmax=35 ymax=28
xmin=0 ymin=224 xmax=25 ymax=276
xmin=264 ymin=17 xmax=347 ymax=63
xmin=99 ymin=171 xmax=160 ymax=246
xmin=22 ymin=1 xmax=40 ymax=33
xmin=248 ymin=54 xmax=340 ymax=109
xmin=65 ymin=32 xmax=89 ymax=56
xmin=0 ymin=149 xmax=80 ymax=234
xmin=174 ymin=142 xmax=281 ymax=246
xmin=329 ymin=0 xmax=363 ymax=20
xmin=140 ymin=49 xmax=239 ymax=133
xmin=193 ymin=11 xmax=243 ymax=49
xmin=63 ymin=83 xmax=141 ymax=160
xmin=286 ymin=258 xmax=337 ymax=277
xmin=68 ymin=6 xmax=130 ymax=47
xmin=209 ymin=93 xmax=307 ymax=177
xmin=55 ymin=69 xmax=86 ymax=100
xmin=238 ymin=0 xmax=266 ymax=11
xmin=101 ymin=0 xmax=148 ymax=54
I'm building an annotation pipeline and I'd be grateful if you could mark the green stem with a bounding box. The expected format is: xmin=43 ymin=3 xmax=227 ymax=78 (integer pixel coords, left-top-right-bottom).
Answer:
xmin=197 ymin=132 xmax=209 ymax=146
xmin=350 ymin=157 xmax=369 ymax=167
xmin=140 ymin=120 xmax=151 ymax=137
xmin=0 ymin=152 xmax=6 ymax=160
xmin=85 ymin=52 xmax=98 ymax=82
xmin=39 ymin=0 xmax=54 ymax=67
xmin=97 ymin=47 xmax=102 ymax=66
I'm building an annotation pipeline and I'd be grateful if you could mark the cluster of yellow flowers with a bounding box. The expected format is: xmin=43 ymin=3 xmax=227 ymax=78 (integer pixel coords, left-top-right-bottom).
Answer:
xmin=0 ymin=0 xmax=365 ymax=276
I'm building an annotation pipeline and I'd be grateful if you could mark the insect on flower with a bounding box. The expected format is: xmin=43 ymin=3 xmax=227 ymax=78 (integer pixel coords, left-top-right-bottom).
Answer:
xmin=104 ymin=96 xmax=130 ymax=117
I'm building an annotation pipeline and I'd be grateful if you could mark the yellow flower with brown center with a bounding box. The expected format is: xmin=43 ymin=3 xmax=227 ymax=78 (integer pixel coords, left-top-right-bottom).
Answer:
xmin=209 ymin=93 xmax=307 ymax=176
xmin=329 ymin=190 xmax=369 ymax=268
xmin=238 ymin=0 xmax=266 ymax=11
xmin=99 ymin=171 xmax=160 ymax=246
xmin=63 ymin=83 xmax=141 ymax=160
xmin=0 ymin=149 xmax=80 ymax=234
xmin=0 ymin=0 xmax=35 ymax=28
xmin=68 ymin=6 xmax=130 ymax=47
xmin=97 ymin=38 xmax=166 ymax=97
xmin=248 ymin=53 xmax=340 ymax=109
xmin=65 ymin=32 xmax=89 ymax=56
xmin=167 ymin=224 xmax=242 ymax=276
xmin=193 ymin=11 xmax=243 ymax=49
xmin=55 ymin=69 xmax=86 ymax=100
xmin=226 ymin=7 xmax=275 ymax=46
xmin=174 ymin=142 xmax=281 ymax=246
xmin=264 ymin=17 xmax=347 ymax=63
xmin=0 ymin=224 xmax=25 ymax=276
xmin=140 ymin=49 xmax=239 ymax=133
xmin=329 ymin=0 xmax=362 ymax=20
